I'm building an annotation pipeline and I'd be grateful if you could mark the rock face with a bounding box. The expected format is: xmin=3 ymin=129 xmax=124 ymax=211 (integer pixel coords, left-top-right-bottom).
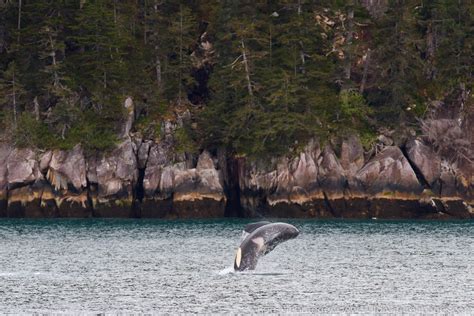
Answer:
xmin=355 ymin=146 xmax=423 ymax=195
xmin=6 ymin=148 xmax=46 ymax=217
xmin=340 ymin=135 xmax=365 ymax=177
xmin=92 ymin=139 xmax=138 ymax=217
xmin=48 ymin=144 xmax=87 ymax=191
xmin=405 ymin=139 xmax=441 ymax=187
xmin=140 ymin=146 xmax=226 ymax=218
xmin=237 ymin=139 xmax=472 ymax=220
xmin=7 ymin=148 xmax=43 ymax=187
xmin=0 ymin=134 xmax=471 ymax=219
xmin=238 ymin=140 xmax=328 ymax=218
xmin=352 ymin=146 xmax=425 ymax=218
xmin=0 ymin=144 xmax=11 ymax=216
xmin=0 ymin=92 xmax=470 ymax=220
xmin=47 ymin=145 xmax=90 ymax=217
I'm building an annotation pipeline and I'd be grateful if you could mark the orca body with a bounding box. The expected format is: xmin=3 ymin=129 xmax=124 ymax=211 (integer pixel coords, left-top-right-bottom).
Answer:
xmin=234 ymin=222 xmax=299 ymax=271
xmin=240 ymin=221 xmax=271 ymax=240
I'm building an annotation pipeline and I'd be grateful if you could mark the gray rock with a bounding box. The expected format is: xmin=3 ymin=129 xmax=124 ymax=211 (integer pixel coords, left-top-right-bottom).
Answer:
xmin=318 ymin=145 xmax=346 ymax=197
xmin=86 ymin=156 xmax=98 ymax=184
xmin=137 ymin=140 xmax=152 ymax=169
xmin=121 ymin=97 xmax=134 ymax=138
xmin=39 ymin=150 xmax=52 ymax=173
xmin=47 ymin=144 xmax=87 ymax=191
xmin=355 ymin=146 xmax=423 ymax=195
xmin=340 ymin=135 xmax=365 ymax=176
xmin=0 ymin=144 xmax=12 ymax=193
xmin=7 ymin=148 xmax=43 ymax=187
xmin=96 ymin=139 xmax=138 ymax=201
xmin=143 ymin=142 xmax=171 ymax=197
xmin=405 ymin=139 xmax=441 ymax=186
xmin=173 ymin=150 xmax=225 ymax=201
xmin=0 ymin=144 xmax=12 ymax=214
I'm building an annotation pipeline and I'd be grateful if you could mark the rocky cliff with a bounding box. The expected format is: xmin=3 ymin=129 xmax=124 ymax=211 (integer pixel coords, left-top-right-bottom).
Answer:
xmin=0 ymin=100 xmax=472 ymax=220
xmin=0 ymin=136 xmax=471 ymax=219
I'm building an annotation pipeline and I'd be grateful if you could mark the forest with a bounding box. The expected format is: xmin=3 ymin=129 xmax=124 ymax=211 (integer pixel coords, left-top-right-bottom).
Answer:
xmin=0 ymin=0 xmax=472 ymax=157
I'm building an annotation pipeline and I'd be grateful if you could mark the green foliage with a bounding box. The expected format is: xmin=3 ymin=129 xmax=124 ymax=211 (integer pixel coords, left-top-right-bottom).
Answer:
xmin=339 ymin=90 xmax=370 ymax=118
xmin=0 ymin=1 xmax=471 ymax=157
xmin=336 ymin=90 xmax=376 ymax=149
xmin=65 ymin=110 xmax=118 ymax=152
xmin=197 ymin=2 xmax=342 ymax=157
xmin=0 ymin=61 xmax=25 ymax=127
xmin=7 ymin=109 xmax=118 ymax=152
xmin=11 ymin=113 xmax=57 ymax=148
xmin=175 ymin=125 xmax=198 ymax=155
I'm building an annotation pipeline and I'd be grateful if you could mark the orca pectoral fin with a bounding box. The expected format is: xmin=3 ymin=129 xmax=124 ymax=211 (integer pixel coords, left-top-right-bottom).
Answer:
xmin=234 ymin=247 xmax=242 ymax=269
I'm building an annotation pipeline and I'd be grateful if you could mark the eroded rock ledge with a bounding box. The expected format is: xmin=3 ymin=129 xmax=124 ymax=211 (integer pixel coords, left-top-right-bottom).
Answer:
xmin=0 ymin=99 xmax=472 ymax=220
xmin=0 ymin=132 xmax=471 ymax=219
xmin=238 ymin=138 xmax=472 ymax=220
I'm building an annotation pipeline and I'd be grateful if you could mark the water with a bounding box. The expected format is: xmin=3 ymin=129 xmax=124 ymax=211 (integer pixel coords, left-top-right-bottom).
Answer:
xmin=0 ymin=219 xmax=472 ymax=314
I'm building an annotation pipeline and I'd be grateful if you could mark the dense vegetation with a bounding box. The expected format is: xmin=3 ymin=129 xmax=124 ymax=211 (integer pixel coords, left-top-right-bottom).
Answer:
xmin=0 ymin=1 xmax=472 ymax=156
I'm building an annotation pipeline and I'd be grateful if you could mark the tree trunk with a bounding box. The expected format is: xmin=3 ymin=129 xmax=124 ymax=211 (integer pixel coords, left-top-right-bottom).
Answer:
xmin=344 ymin=5 xmax=354 ymax=81
xmin=269 ymin=25 xmax=272 ymax=69
xmin=156 ymin=55 xmax=162 ymax=88
xmin=48 ymin=34 xmax=59 ymax=87
xmin=113 ymin=0 xmax=117 ymax=25
xmin=241 ymin=39 xmax=253 ymax=98
xmin=34 ymin=97 xmax=40 ymax=121
xmin=154 ymin=1 xmax=162 ymax=89
xmin=143 ymin=0 xmax=147 ymax=44
xmin=12 ymin=71 xmax=17 ymax=128
xmin=178 ymin=5 xmax=183 ymax=104
xmin=17 ymin=0 xmax=21 ymax=43
xmin=426 ymin=22 xmax=436 ymax=79
xmin=360 ymin=48 xmax=370 ymax=93
xmin=299 ymin=41 xmax=305 ymax=74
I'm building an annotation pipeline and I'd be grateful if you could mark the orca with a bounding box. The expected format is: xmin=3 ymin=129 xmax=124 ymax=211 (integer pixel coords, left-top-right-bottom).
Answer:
xmin=240 ymin=221 xmax=271 ymax=240
xmin=234 ymin=222 xmax=299 ymax=271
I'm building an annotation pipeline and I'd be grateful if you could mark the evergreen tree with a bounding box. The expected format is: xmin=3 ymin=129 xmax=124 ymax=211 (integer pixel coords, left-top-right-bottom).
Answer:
xmin=367 ymin=1 xmax=424 ymax=123
xmin=0 ymin=1 xmax=470 ymax=154
xmin=0 ymin=61 xmax=25 ymax=128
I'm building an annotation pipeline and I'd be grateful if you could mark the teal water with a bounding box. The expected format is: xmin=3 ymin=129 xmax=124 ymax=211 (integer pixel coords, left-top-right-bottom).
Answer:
xmin=0 ymin=219 xmax=472 ymax=313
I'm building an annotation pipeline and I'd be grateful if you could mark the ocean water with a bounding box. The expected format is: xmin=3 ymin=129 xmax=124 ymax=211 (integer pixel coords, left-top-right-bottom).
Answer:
xmin=0 ymin=218 xmax=472 ymax=314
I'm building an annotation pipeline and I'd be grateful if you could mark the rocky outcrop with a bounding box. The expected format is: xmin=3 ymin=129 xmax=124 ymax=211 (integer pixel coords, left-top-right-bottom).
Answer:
xmin=404 ymin=139 xmax=472 ymax=219
xmin=140 ymin=146 xmax=226 ymax=218
xmin=238 ymin=140 xmax=329 ymax=218
xmin=0 ymin=88 xmax=470 ymax=220
xmin=0 ymin=135 xmax=471 ymax=219
xmin=47 ymin=145 xmax=90 ymax=217
xmin=5 ymin=148 xmax=47 ymax=217
xmin=91 ymin=139 xmax=138 ymax=217
xmin=352 ymin=146 xmax=425 ymax=218
xmin=237 ymin=138 xmax=472 ymax=220
xmin=405 ymin=139 xmax=441 ymax=187
xmin=354 ymin=146 xmax=423 ymax=195
xmin=0 ymin=144 xmax=11 ymax=216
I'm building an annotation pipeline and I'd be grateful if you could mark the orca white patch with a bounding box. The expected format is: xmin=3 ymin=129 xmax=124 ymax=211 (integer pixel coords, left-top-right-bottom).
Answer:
xmin=235 ymin=247 xmax=242 ymax=268
xmin=252 ymin=237 xmax=265 ymax=251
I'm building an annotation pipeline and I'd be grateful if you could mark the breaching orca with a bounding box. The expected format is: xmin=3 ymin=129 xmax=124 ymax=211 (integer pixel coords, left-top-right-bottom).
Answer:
xmin=240 ymin=221 xmax=271 ymax=240
xmin=234 ymin=222 xmax=299 ymax=271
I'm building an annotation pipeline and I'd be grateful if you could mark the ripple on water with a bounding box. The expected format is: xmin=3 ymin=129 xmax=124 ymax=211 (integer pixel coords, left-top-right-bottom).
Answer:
xmin=0 ymin=218 xmax=473 ymax=313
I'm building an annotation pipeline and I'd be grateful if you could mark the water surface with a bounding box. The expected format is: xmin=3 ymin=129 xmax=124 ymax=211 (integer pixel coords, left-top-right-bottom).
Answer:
xmin=0 ymin=219 xmax=472 ymax=313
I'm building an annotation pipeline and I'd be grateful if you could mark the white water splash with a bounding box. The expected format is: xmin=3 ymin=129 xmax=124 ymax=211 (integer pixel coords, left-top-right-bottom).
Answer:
xmin=217 ymin=266 xmax=234 ymax=275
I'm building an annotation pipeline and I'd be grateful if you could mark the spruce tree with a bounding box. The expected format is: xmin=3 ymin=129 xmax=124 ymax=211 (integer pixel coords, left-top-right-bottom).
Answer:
xmin=0 ymin=61 xmax=25 ymax=129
